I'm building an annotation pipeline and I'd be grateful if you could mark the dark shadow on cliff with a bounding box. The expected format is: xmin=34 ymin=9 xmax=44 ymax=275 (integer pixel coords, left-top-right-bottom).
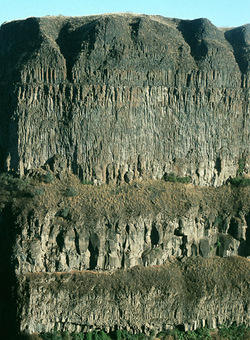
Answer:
xmin=56 ymin=20 xmax=99 ymax=82
xmin=225 ymin=24 xmax=250 ymax=75
xmin=177 ymin=18 xmax=218 ymax=63
xmin=0 ymin=17 xmax=42 ymax=82
xmin=0 ymin=204 xmax=20 ymax=339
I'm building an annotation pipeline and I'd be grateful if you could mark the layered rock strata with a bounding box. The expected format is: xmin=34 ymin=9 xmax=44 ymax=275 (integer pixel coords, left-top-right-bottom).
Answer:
xmin=0 ymin=14 xmax=249 ymax=185
xmin=0 ymin=13 xmax=249 ymax=337
xmin=0 ymin=178 xmax=248 ymax=275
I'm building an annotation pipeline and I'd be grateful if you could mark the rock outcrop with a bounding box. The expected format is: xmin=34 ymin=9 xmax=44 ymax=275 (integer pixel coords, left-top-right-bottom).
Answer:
xmin=8 ymin=182 xmax=250 ymax=274
xmin=0 ymin=13 xmax=249 ymax=337
xmin=0 ymin=14 xmax=249 ymax=185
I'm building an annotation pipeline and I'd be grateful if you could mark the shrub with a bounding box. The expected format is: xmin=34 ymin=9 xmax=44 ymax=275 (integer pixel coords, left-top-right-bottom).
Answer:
xmin=86 ymin=332 xmax=92 ymax=340
xmin=64 ymin=187 xmax=78 ymax=197
xmin=229 ymin=177 xmax=250 ymax=187
xmin=163 ymin=173 xmax=191 ymax=184
xmin=30 ymin=188 xmax=45 ymax=197
xmin=0 ymin=172 xmax=33 ymax=196
xmin=236 ymin=157 xmax=246 ymax=177
xmin=82 ymin=180 xmax=94 ymax=185
xmin=42 ymin=172 xmax=54 ymax=184
xmin=218 ymin=323 xmax=248 ymax=340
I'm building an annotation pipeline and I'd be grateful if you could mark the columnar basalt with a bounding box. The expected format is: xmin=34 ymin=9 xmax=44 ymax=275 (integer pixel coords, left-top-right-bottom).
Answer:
xmin=0 ymin=14 xmax=249 ymax=337
xmin=0 ymin=14 xmax=249 ymax=185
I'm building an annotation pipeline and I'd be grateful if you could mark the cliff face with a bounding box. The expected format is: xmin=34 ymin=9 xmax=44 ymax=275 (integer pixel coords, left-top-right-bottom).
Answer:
xmin=0 ymin=14 xmax=249 ymax=185
xmin=0 ymin=14 xmax=249 ymax=337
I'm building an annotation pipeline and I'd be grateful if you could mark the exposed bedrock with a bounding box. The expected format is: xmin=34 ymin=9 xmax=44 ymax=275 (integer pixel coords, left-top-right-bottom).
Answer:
xmin=0 ymin=14 xmax=249 ymax=185
xmin=0 ymin=180 xmax=248 ymax=275
xmin=17 ymin=257 xmax=250 ymax=335
xmin=12 ymin=207 xmax=250 ymax=274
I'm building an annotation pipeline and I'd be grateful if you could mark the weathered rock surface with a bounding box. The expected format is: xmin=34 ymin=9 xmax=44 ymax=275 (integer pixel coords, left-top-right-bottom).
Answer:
xmin=17 ymin=257 xmax=250 ymax=335
xmin=0 ymin=178 xmax=248 ymax=275
xmin=0 ymin=14 xmax=249 ymax=185
xmin=0 ymin=13 xmax=249 ymax=337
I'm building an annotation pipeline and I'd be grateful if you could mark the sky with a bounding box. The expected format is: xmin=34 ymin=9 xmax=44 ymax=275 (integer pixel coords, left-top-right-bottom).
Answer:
xmin=0 ymin=0 xmax=249 ymax=27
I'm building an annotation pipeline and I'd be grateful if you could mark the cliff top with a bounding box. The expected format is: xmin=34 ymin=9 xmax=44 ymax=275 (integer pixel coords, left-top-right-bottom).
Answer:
xmin=0 ymin=13 xmax=249 ymax=84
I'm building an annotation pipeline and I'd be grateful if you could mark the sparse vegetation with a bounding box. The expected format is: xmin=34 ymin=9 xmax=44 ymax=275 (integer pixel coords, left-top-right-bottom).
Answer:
xmin=56 ymin=207 xmax=70 ymax=219
xmin=64 ymin=187 xmax=78 ymax=197
xmin=229 ymin=176 xmax=250 ymax=187
xmin=228 ymin=157 xmax=249 ymax=187
xmin=82 ymin=180 xmax=94 ymax=185
xmin=218 ymin=322 xmax=248 ymax=340
xmin=236 ymin=157 xmax=246 ymax=177
xmin=0 ymin=172 xmax=32 ymax=196
xmin=30 ymin=187 xmax=45 ymax=197
xmin=163 ymin=173 xmax=192 ymax=184
xmin=22 ymin=325 xmax=250 ymax=340
xmin=42 ymin=172 xmax=54 ymax=184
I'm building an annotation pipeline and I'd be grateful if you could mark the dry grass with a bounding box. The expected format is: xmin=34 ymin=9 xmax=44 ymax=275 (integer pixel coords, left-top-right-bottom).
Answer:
xmin=1 ymin=171 xmax=249 ymax=228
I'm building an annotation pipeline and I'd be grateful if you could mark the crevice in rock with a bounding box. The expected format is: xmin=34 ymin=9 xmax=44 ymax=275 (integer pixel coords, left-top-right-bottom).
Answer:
xmin=215 ymin=157 xmax=221 ymax=176
xmin=56 ymin=230 xmax=65 ymax=253
xmin=129 ymin=17 xmax=141 ymax=43
xmin=245 ymin=213 xmax=250 ymax=257
xmin=150 ymin=224 xmax=159 ymax=247
xmin=180 ymin=235 xmax=188 ymax=257
xmin=126 ymin=224 xmax=130 ymax=234
xmin=66 ymin=254 xmax=70 ymax=267
xmin=88 ymin=233 xmax=100 ymax=269
xmin=74 ymin=228 xmax=81 ymax=255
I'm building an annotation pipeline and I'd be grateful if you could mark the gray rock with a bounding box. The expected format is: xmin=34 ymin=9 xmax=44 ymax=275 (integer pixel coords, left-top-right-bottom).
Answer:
xmin=0 ymin=15 xmax=249 ymax=185
xmin=17 ymin=257 xmax=250 ymax=334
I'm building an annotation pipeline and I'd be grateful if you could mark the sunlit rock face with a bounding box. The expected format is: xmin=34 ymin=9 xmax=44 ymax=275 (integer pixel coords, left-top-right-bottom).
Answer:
xmin=0 ymin=14 xmax=249 ymax=337
xmin=0 ymin=14 xmax=249 ymax=185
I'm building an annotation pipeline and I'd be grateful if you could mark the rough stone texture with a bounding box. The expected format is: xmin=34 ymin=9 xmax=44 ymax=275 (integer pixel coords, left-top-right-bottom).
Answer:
xmin=17 ymin=257 xmax=250 ymax=335
xmin=0 ymin=14 xmax=249 ymax=185
xmin=0 ymin=13 xmax=249 ymax=337
xmin=0 ymin=178 xmax=248 ymax=275
xmin=12 ymin=206 xmax=250 ymax=274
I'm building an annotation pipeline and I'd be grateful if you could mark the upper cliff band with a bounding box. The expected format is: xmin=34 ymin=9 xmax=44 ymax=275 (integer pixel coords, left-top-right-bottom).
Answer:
xmin=0 ymin=14 xmax=249 ymax=185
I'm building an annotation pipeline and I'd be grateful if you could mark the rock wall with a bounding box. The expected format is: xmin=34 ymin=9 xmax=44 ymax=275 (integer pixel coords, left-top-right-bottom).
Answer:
xmin=0 ymin=176 xmax=248 ymax=336
xmin=0 ymin=178 xmax=247 ymax=275
xmin=17 ymin=257 xmax=250 ymax=335
xmin=0 ymin=14 xmax=249 ymax=185
xmin=0 ymin=13 xmax=249 ymax=337
xmin=13 ymin=205 xmax=250 ymax=275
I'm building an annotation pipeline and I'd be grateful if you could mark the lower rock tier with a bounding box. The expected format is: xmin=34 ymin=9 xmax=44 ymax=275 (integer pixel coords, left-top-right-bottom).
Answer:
xmin=17 ymin=257 xmax=250 ymax=335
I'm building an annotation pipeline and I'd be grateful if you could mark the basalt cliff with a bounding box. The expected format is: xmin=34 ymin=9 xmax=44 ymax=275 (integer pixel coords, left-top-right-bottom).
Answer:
xmin=0 ymin=13 xmax=249 ymax=185
xmin=0 ymin=14 xmax=249 ymax=338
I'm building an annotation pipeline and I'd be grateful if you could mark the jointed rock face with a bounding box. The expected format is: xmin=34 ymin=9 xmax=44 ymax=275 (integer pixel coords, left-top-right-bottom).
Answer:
xmin=0 ymin=14 xmax=249 ymax=185
xmin=0 ymin=14 xmax=249 ymax=337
